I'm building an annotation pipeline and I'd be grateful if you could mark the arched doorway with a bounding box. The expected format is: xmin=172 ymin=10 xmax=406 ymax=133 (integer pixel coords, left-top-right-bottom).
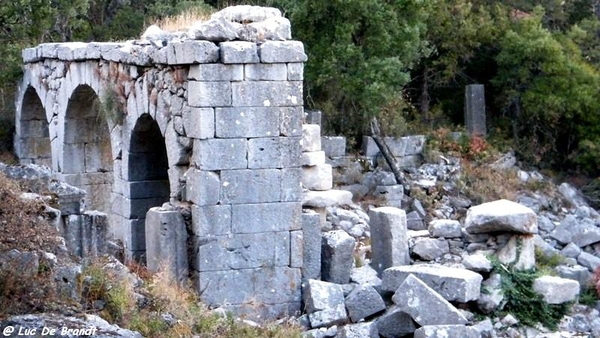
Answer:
xmin=124 ymin=113 xmax=170 ymax=261
xmin=17 ymin=86 xmax=51 ymax=166
xmin=63 ymin=85 xmax=113 ymax=212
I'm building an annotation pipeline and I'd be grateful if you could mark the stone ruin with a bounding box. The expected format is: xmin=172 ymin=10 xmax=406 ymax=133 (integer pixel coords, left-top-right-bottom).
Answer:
xmin=15 ymin=6 xmax=307 ymax=319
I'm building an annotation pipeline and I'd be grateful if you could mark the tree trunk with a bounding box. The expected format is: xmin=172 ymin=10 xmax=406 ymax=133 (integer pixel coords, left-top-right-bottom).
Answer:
xmin=420 ymin=66 xmax=430 ymax=125
xmin=370 ymin=117 xmax=406 ymax=186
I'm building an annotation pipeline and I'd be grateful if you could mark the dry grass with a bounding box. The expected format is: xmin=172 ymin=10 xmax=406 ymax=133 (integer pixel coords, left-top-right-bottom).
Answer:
xmin=155 ymin=7 xmax=214 ymax=32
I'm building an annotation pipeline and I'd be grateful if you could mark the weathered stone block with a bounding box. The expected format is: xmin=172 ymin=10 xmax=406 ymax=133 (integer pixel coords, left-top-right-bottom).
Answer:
xmin=280 ymin=106 xmax=303 ymax=137
xmin=465 ymin=199 xmax=537 ymax=234
xmin=556 ymin=265 xmax=591 ymax=291
xmin=375 ymin=306 xmax=417 ymax=338
xmin=465 ymin=84 xmax=486 ymax=137
xmin=191 ymin=204 xmax=231 ymax=237
xmin=578 ymin=252 xmax=600 ymax=271
xmin=369 ymin=207 xmax=409 ymax=274
xmin=302 ymin=151 xmax=326 ymax=166
xmin=290 ymin=230 xmax=303 ymax=268
xmin=533 ymin=276 xmax=580 ymax=304
xmin=220 ymin=41 xmax=259 ymax=63
xmin=245 ymin=63 xmax=287 ymax=80
xmin=145 ymin=208 xmax=188 ymax=281
xmin=248 ymin=137 xmax=301 ymax=169
xmin=185 ymin=168 xmax=221 ymax=206
xmin=215 ymin=107 xmax=279 ymax=138
xmin=221 ymin=169 xmax=281 ymax=204
xmin=392 ymin=275 xmax=468 ymax=326
xmin=383 ymin=265 xmax=483 ymax=303
xmin=497 ymin=234 xmax=535 ymax=270
xmin=197 ymin=232 xmax=281 ymax=271
xmin=374 ymin=185 xmax=404 ymax=202
xmin=167 ymin=40 xmax=219 ymax=65
xmin=414 ymin=325 xmax=480 ymax=338
xmin=231 ymin=81 xmax=302 ymax=107
xmin=302 ymin=190 xmax=353 ymax=208
xmin=188 ymin=63 xmax=243 ymax=81
xmin=253 ymin=267 xmax=302 ymax=305
xmin=321 ymin=230 xmax=356 ymax=284
xmin=345 ymin=285 xmax=386 ymax=322
xmin=339 ymin=323 xmax=379 ymax=338
xmin=287 ymin=63 xmax=304 ymax=81
xmin=412 ymin=237 xmax=450 ymax=261
xmin=550 ymin=215 xmax=600 ymax=247
xmin=321 ymin=136 xmax=346 ymax=157
xmin=192 ymin=138 xmax=247 ymax=170
xmin=188 ymin=81 xmax=232 ymax=107
xmin=302 ymin=164 xmax=333 ymax=191
xmin=428 ymin=219 xmax=462 ymax=238
xmin=198 ymin=269 xmax=254 ymax=305
xmin=281 ymin=167 xmax=302 ymax=202
xmin=183 ymin=107 xmax=215 ymax=139
xmin=301 ymin=124 xmax=321 ymax=152
xmin=259 ymin=41 xmax=307 ymax=63
xmin=303 ymin=279 xmax=347 ymax=328
xmin=302 ymin=212 xmax=322 ymax=280
xmin=231 ymin=202 xmax=301 ymax=233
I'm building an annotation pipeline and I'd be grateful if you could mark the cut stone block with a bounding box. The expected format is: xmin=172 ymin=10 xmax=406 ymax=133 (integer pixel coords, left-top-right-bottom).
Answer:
xmin=497 ymin=234 xmax=535 ymax=270
xmin=221 ymin=169 xmax=281 ymax=204
xmin=549 ymin=215 xmax=600 ymax=247
xmin=383 ymin=265 xmax=482 ymax=303
xmin=465 ymin=199 xmax=537 ymax=234
xmin=412 ymin=238 xmax=450 ymax=261
xmin=302 ymin=151 xmax=326 ymax=166
xmin=555 ymin=265 xmax=591 ymax=291
xmin=303 ymin=279 xmax=347 ymax=328
xmin=465 ymin=84 xmax=486 ymax=137
xmin=350 ymin=265 xmax=382 ymax=289
xmin=302 ymin=164 xmax=333 ymax=191
xmin=301 ymin=124 xmax=322 ymax=152
xmin=145 ymin=208 xmax=188 ymax=282
xmin=369 ymin=207 xmax=409 ymax=274
xmin=215 ymin=107 xmax=280 ymax=138
xmin=185 ymin=169 xmax=221 ymax=206
xmin=345 ymin=284 xmax=386 ymax=322
xmin=302 ymin=190 xmax=354 ymax=208
xmin=321 ymin=136 xmax=346 ymax=157
xmin=219 ymin=41 xmax=259 ymax=63
xmin=414 ymin=325 xmax=480 ymax=338
xmin=302 ymin=212 xmax=322 ymax=280
xmin=578 ymin=252 xmax=600 ymax=271
xmin=339 ymin=322 xmax=379 ymax=338
xmin=375 ymin=306 xmax=417 ymax=338
xmin=187 ymin=81 xmax=232 ymax=107
xmin=321 ymin=230 xmax=356 ymax=284
xmin=188 ymin=64 xmax=243 ymax=81
xmin=533 ymin=276 xmax=580 ymax=304
xmin=392 ymin=275 xmax=468 ymax=326
xmin=192 ymin=138 xmax=247 ymax=170
xmin=259 ymin=41 xmax=307 ymax=63
xmin=428 ymin=219 xmax=462 ymax=238
xmin=231 ymin=202 xmax=301 ymax=233
xmin=232 ymin=81 xmax=302 ymax=107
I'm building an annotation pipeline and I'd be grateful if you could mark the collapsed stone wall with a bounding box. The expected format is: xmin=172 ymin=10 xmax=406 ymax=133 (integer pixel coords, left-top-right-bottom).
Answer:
xmin=15 ymin=6 xmax=307 ymax=319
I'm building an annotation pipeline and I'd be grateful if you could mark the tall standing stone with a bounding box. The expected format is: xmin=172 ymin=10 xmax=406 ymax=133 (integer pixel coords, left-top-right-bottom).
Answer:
xmin=465 ymin=84 xmax=486 ymax=137
xmin=321 ymin=230 xmax=356 ymax=284
xmin=369 ymin=207 xmax=409 ymax=274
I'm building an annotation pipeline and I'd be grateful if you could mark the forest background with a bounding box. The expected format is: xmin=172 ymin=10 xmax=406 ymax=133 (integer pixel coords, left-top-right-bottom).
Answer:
xmin=3 ymin=0 xmax=600 ymax=176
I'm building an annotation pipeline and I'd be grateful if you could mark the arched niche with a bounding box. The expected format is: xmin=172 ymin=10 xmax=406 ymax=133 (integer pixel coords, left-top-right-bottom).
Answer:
xmin=17 ymin=86 xmax=51 ymax=166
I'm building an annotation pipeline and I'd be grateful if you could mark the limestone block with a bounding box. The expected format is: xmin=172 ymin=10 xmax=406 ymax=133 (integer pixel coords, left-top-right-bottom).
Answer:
xmin=412 ymin=237 xmax=450 ymax=261
xmin=185 ymin=168 xmax=221 ymax=206
xmin=374 ymin=185 xmax=404 ymax=202
xmin=375 ymin=306 xmax=417 ymax=338
xmin=188 ymin=64 xmax=243 ymax=82
xmin=280 ymin=106 xmax=303 ymax=137
xmin=188 ymin=81 xmax=232 ymax=107
xmin=290 ymin=230 xmax=303 ymax=268
xmin=191 ymin=204 xmax=231 ymax=237
xmin=37 ymin=43 xmax=60 ymax=58
xmin=281 ymin=167 xmax=303 ymax=202
xmin=407 ymin=210 xmax=426 ymax=230
xmin=247 ymin=137 xmax=300 ymax=169
xmin=221 ymin=169 xmax=281 ymax=204
xmin=550 ymin=215 xmax=600 ymax=247
xmin=462 ymin=253 xmax=493 ymax=272
xmin=215 ymin=107 xmax=279 ymax=138
xmin=497 ymin=234 xmax=535 ymax=270
xmin=243 ymin=16 xmax=291 ymax=41
xmin=220 ymin=41 xmax=259 ymax=64
xmin=183 ymin=107 xmax=214 ymax=139
xmin=198 ymin=269 xmax=254 ymax=305
xmin=211 ymin=5 xmax=282 ymax=22
xmin=465 ymin=199 xmax=537 ymax=234
xmin=259 ymin=41 xmax=307 ymax=63
xmin=321 ymin=136 xmax=346 ymax=157
xmin=369 ymin=207 xmax=409 ymax=274
xmin=344 ymin=285 xmax=386 ymax=322
xmin=192 ymin=138 xmax=247 ymax=170
xmin=533 ymin=276 xmax=580 ymax=304
xmin=392 ymin=275 xmax=468 ymax=326
xmin=22 ymin=48 xmax=40 ymax=63
xmin=302 ymin=164 xmax=333 ymax=191
xmin=339 ymin=323 xmax=379 ymax=338
xmin=414 ymin=325 xmax=480 ymax=338
xmin=232 ymin=81 xmax=302 ymax=107
xmin=383 ymin=264 xmax=483 ymax=303
xmin=188 ymin=17 xmax=238 ymax=42
xmin=578 ymin=252 xmax=600 ymax=271
xmin=287 ymin=63 xmax=304 ymax=81
xmin=321 ymin=230 xmax=356 ymax=284
xmin=111 ymin=194 xmax=168 ymax=219
xmin=350 ymin=265 xmax=382 ymax=289
xmin=231 ymin=202 xmax=301 ymax=233
xmin=428 ymin=219 xmax=462 ymax=238
xmin=145 ymin=208 xmax=188 ymax=281
xmin=165 ymin=124 xmax=190 ymax=167
xmin=302 ymin=212 xmax=322 ymax=280
xmin=245 ymin=63 xmax=287 ymax=81
xmin=301 ymin=124 xmax=322 ymax=152
xmin=167 ymin=40 xmax=219 ymax=65
xmin=57 ymin=42 xmax=88 ymax=60
xmin=252 ymin=267 xmax=302 ymax=305
xmin=303 ymin=279 xmax=348 ymax=328
xmin=302 ymin=151 xmax=326 ymax=166
xmin=302 ymin=190 xmax=354 ymax=208
xmin=561 ymin=242 xmax=582 ymax=258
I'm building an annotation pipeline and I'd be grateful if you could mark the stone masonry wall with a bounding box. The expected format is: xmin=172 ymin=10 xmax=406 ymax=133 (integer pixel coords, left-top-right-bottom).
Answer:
xmin=15 ymin=6 xmax=306 ymax=320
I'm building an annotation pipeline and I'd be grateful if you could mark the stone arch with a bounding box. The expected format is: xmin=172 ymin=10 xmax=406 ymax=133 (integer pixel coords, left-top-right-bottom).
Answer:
xmin=63 ymin=84 xmax=113 ymax=212
xmin=124 ymin=113 xmax=170 ymax=261
xmin=16 ymin=86 xmax=51 ymax=166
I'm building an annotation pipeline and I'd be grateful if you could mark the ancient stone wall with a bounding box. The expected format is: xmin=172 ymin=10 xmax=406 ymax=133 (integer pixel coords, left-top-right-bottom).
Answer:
xmin=15 ymin=6 xmax=306 ymax=319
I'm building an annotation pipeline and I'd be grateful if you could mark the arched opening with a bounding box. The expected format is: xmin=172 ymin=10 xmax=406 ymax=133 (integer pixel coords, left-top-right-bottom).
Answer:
xmin=125 ymin=113 xmax=170 ymax=261
xmin=63 ymin=85 xmax=113 ymax=212
xmin=17 ymin=86 xmax=51 ymax=166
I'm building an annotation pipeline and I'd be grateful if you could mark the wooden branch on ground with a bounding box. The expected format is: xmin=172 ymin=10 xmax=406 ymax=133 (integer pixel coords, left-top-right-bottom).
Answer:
xmin=370 ymin=117 xmax=407 ymax=186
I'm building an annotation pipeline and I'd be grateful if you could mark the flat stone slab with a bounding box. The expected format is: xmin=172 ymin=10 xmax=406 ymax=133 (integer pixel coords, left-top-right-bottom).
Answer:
xmin=414 ymin=325 xmax=480 ymax=338
xmin=382 ymin=264 xmax=482 ymax=302
xmin=465 ymin=199 xmax=537 ymax=234
xmin=338 ymin=322 xmax=378 ymax=338
xmin=392 ymin=274 xmax=468 ymax=326
xmin=302 ymin=190 xmax=353 ymax=208
xmin=533 ymin=276 xmax=580 ymax=304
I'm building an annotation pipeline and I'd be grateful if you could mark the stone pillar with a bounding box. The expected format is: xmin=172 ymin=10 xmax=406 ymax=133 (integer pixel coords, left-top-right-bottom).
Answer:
xmin=465 ymin=84 xmax=486 ymax=137
xmin=145 ymin=207 xmax=188 ymax=282
xmin=369 ymin=207 xmax=409 ymax=274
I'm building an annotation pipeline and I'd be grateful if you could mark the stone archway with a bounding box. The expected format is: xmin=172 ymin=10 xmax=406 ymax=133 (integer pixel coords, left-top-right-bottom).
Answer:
xmin=125 ymin=113 xmax=170 ymax=261
xmin=16 ymin=86 xmax=51 ymax=166
xmin=63 ymin=85 xmax=113 ymax=212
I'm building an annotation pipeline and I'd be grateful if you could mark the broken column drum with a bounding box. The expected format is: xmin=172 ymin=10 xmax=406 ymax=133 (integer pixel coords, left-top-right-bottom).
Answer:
xmin=15 ymin=7 xmax=307 ymax=319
